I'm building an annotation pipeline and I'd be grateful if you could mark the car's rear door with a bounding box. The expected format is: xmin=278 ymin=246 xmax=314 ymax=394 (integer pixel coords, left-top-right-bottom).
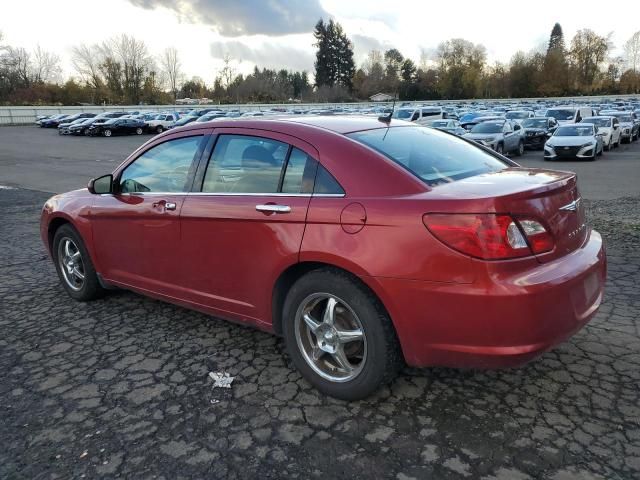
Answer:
xmin=177 ymin=128 xmax=318 ymax=328
xmin=90 ymin=129 xmax=209 ymax=293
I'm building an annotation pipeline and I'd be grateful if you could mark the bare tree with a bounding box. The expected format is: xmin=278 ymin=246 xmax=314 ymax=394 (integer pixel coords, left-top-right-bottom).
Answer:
xmin=31 ymin=45 xmax=62 ymax=84
xmin=104 ymin=34 xmax=153 ymax=104
xmin=71 ymin=43 xmax=103 ymax=90
xmin=159 ymin=46 xmax=182 ymax=103
xmin=219 ymin=53 xmax=237 ymax=89
xmin=9 ymin=47 xmax=31 ymax=86
xmin=624 ymin=31 xmax=640 ymax=72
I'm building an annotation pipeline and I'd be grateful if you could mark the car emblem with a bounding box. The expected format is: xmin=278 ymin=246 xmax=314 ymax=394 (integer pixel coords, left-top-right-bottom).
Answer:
xmin=564 ymin=146 xmax=570 ymax=150
xmin=560 ymin=198 xmax=581 ymax=212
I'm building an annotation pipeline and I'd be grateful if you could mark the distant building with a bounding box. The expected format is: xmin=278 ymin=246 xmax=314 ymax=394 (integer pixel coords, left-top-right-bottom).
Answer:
xmin=369 ymin=93 xmax=395 ymax=102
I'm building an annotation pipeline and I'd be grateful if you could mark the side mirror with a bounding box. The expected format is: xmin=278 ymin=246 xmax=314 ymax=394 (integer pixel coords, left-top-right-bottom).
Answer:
xmin=88 ymin=174 xmax=113 ymax=194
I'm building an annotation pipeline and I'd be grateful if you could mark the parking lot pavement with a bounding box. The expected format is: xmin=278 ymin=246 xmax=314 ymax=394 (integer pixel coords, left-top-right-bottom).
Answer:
xmin=1 ymin=130 xmax=639 ymax=479
xmin=0 ymin=126 xmax=639 ymax=200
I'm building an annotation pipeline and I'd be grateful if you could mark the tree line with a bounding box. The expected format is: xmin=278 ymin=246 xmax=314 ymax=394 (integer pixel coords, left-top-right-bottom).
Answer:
xmin=0 ymin=23 xmax=639 ymax=106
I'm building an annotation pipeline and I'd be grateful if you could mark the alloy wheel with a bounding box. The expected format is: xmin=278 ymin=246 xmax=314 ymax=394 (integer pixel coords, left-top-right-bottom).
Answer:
xmin=294 ymin=293 xmax=367 ymax=383
xmin=57 ymin=237 xmax=85 ymax=291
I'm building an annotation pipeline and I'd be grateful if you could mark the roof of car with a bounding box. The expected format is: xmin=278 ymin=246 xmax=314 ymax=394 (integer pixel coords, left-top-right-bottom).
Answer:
xmin=178 ymin=115 xmax=412 ymax=135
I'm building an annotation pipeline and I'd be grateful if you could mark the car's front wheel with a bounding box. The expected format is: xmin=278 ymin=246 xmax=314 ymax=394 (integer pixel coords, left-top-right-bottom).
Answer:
xmin=103 ymin=129 xmax=112 ymax=137
xmin=282 ymin=269 xmax=401 ymax=400
xmin=515 ymin=140 xmax=524 ymax=156
xmin=52 ymin=224 xmax=104 ymax=301
xmin=136 ymin=127 xmax=143 ymax=135
xmin=156 ymin=125 xmax=164 ymax=134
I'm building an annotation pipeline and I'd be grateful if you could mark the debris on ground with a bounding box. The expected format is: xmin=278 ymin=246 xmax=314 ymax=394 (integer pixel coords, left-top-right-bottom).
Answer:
xmin=208 ymin=371 xmax=235 ymax=388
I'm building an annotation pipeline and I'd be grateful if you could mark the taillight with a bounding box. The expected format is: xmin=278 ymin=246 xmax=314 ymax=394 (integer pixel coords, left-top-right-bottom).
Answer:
xmin=423 ymin=214 xmax=554 ymax=260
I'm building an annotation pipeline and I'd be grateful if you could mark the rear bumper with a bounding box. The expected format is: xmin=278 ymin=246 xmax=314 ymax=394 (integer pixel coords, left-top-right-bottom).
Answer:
xmin=373 ymin=230 xmax=606 ymax=368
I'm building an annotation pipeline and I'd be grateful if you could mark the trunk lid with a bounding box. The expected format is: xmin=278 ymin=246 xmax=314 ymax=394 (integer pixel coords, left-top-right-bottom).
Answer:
xmin=424 ymin=167 xmax=588 ymax=263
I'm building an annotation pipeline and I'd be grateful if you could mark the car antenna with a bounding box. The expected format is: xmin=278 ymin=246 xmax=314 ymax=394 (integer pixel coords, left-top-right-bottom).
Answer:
xmin=378 ymin=94 xmax=396 ymax=124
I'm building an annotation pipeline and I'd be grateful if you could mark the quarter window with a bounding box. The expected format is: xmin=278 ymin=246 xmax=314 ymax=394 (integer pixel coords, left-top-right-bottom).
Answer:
xmin=282 ymin=148 xmax=316 ymax=194
xmin=119 ymin=136 xmax=202 ymax=193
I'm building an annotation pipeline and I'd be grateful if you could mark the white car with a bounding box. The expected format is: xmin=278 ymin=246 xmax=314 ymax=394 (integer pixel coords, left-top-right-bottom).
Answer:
xmin=391 ymin=106 xmax=446 ymax=125
xmin=544 ymin=123 xmax=604 ymax=161
xmin=580 ymin=116 xmax=620 ymax=150
xmin=145 ymin=113 xmax=179 ymax=133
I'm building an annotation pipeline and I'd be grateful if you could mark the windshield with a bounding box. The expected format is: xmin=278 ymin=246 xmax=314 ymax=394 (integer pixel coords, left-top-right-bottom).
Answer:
xmin=348 ymin=126 xmax=507 ymax=187
xmin=392 ymin=109 xmax=414 ymax=120
xmin=470 ymin=122 xmax=503 ymax=134
xmin=459 ymin=112 xmax=480 ymax=123
xmin=616 ymin=115 xmax=633 ymax=122
xmin=521 ymin=119 xmax=547 ymax=128
xmin=582 ymin=118 xmax=611 ymax=127
xmin=554 ymin=125 xmax=594 ymax=136
xmin=546 ymin=109 xmax=575 ymax=121
xmin=506 ymin=111 xmax=529 ymax=119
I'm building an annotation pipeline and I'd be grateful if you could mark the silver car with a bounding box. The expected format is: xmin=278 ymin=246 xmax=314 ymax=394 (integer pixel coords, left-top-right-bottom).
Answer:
xmin=544 ymin=123 xmax=604 ymax=161
xmin=464 ymin=119 xmax=525 ymax=156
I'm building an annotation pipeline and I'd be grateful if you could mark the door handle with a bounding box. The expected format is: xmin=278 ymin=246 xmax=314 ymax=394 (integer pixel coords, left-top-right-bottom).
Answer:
xmin=153 ymin=200 xmax=177 ymax=211
xmin=256 ymin=204 xmax=291 ymax=214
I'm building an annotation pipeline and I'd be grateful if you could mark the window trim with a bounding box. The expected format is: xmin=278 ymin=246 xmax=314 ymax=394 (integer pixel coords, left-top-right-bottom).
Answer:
xmin=195 ymin=131 xmax=343 ymax=197
xmin=114 ymin=133 xmax=207 ymax=195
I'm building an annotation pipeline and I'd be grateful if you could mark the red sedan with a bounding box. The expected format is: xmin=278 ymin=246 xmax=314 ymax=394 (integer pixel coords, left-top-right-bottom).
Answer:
xmin=41 ymin=117 xmax=606 ymax=400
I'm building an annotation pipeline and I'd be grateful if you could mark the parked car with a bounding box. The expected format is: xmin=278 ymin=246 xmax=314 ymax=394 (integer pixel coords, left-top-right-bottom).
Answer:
xmin=68 ymin=118 xmax=97 ymax=136
xmin=544 ymin=106 xmax=594 ymax=125
xmin=425 ymin=119 xmax=466 ymax=136
xmin=146 ymin=113 xmax=179 ymax=133
xmin=505 ymin=110 xmax=534 ymax=122
xmin=58 ymin=117 xmax=95 ymax=135
xmin=521 ymin=117 xmax=558 ymax=150
xmin=391 ymin=106 xmax=446 ymax=125
xmin=88 ymin=118 xmax=147 ymax=137
xmin=39 ymin=114 xmax=71 ymax=128
xmin=195 ymin=112 xmax=227 ymax=123
xmin=40 ymin=117 xmax=606 ymax=400
xmin=599 ymin=111 xmax=639 ymax=143
xmin=544 ymin=123 xmax=603 ymax=161
xmin=464 ymin=119 xmax=524 ymax=155
xmin=168 ymin=115 xmax=201 ymax=129
xmin=580 ymin=116 xmax=620 ymax=150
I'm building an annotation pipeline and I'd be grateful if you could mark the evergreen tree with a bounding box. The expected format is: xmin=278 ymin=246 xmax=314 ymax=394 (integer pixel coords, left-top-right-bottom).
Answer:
xmin=313 ymin=19 xmax=355 ymax=90
xmin=542 ymin=23 xmax=568 ymax=96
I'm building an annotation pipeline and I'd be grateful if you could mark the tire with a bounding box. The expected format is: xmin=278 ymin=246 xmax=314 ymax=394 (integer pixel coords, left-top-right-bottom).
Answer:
xmin=605 ymin=140 xmax=611 ymax=151
xmin=282 ymin=268 xmax=401 ymax=400
xmin=515 ymin=140 xmax=524 ymax=157
xmin=135 ymin=127 xmax=143 ymax=135
xmin=495 ymin=143 xmax=504 ymax=155
xmin=103 ymin=129 xmax=112 ymax=137
xmin=52 ymin=224 xmax=104 ymax=301
xmin=598 ymin=145 xmax=603 ymax=156
xmin=156 ymin=125 xmax=163 ymax=134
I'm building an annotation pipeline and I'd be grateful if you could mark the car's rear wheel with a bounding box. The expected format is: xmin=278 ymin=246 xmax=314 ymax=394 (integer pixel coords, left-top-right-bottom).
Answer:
xmin=136 ymin=127 xmax=143 ymax=135
xmin=52 ymin=224 xmax=103 ymax=301
xmin=156 ymin=125 xmax=163 ymax=133
xmin=103 ymin=129 xmax=112 ymax=137
xmin=282 ymin=269 xmax=401 ymax=400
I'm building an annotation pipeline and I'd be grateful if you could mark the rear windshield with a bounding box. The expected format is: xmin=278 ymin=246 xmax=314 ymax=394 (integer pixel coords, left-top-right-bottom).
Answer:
xmin=471 ymin=122 xmax=503 ymax=133
xmin=392 ymin=109 xmax=414 ymax=120
xmin=546 ymin=109 xmax=575 ymax=120
xmin=348 ymin=126 xmax=507 ymax=187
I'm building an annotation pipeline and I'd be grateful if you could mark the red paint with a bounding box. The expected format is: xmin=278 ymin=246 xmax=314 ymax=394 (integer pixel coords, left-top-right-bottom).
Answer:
xmin=41 ymin=117 xmax=606 ymax=368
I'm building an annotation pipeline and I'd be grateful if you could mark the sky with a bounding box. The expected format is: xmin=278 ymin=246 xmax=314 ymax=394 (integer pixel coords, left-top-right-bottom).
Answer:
xmin=1 ymin=0 xmax=636 ymax=85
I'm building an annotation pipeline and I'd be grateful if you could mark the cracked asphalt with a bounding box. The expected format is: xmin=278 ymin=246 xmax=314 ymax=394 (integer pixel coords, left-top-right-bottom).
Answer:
xmin=1 ymin=128 xmax=640 ymax=479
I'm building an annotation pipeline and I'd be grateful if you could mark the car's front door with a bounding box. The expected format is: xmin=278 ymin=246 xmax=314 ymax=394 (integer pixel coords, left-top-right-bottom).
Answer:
xmin=503 ymin=122 xmax=515 ymax=151
xmin=90 ymin=130 xmax=208 ymax=294
xmin=178 ymin=129 xmax=318 ymax=328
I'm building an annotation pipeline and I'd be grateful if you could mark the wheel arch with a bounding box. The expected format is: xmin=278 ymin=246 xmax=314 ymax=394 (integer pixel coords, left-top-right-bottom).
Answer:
xmin=270 ymin=261 xmax=394 ymax=339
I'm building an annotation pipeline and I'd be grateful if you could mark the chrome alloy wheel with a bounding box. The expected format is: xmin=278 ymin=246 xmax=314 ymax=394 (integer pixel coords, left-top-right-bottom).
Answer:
xmin=57 ymin=237 xmax=85 ymax=291
xmin=294 ymin=293 xmax=367 ymax=382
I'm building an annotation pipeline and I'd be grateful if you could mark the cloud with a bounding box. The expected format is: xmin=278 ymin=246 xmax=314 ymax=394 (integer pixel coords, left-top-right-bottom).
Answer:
xmin=210 ymin=40 xmax=315 ymax=72
xmin=351 ymin=34 xmax=392 ymax=64
xmin=128 ymin=0 xmax=329 ymax=37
